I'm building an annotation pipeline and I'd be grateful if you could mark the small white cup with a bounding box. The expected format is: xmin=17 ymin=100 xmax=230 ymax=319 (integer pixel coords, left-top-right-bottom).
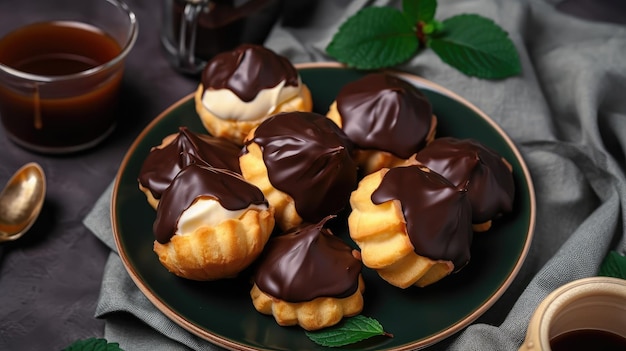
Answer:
xmin=520 ymin=276 xmax=626 ymax=351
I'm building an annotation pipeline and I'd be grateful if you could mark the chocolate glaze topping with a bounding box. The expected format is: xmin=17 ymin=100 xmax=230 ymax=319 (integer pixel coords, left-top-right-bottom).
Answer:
xmin=153 ymin=164 xmax=267 ymax=244
xmin=371 ymin=166 xmax=472 ymax=271
xmin=243 ymin=111 xmax=357 ymax=223
xmin=201 ymin=44 xmax=299 ymax=102
xmin=138 ymin=127 xmax=242 ymax=200
xmin=254 ymin=217 xmax=362 ymax=302
xmin=336 ymin=73 xmax=433 ymax=158
xmin=414 ymin=137 xmax=515 ymax=223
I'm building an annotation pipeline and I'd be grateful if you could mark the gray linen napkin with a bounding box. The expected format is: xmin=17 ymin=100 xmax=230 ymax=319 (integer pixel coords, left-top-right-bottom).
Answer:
xmin=84 ymin=0 xmax=626 ymax=350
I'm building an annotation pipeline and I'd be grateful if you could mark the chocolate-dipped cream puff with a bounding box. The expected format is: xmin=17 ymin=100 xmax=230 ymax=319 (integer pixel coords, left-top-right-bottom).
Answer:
xmin=412 ymin=137 xmax=515 ymax=232
xmin=240 ymin=111 xmax=358 ymax=230
xmin=250 ymin=217 xmax=364 ymax=331
xmin=326 ymin=73 xmax=437 ymax=175
xmin=138 ymin=126 xmax=242 ymax=209
xmin=349 ymin=165 xmax=472 ymax=288
xmin=195 ymin=44 xmax=313 ymax=145
xmin=152 ymin=164 xmax=274 ymax=281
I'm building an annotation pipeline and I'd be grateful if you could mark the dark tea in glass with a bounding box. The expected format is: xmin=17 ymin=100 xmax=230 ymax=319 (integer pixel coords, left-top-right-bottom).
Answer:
xmin=0 ymin=0 xmax=137 ymax=154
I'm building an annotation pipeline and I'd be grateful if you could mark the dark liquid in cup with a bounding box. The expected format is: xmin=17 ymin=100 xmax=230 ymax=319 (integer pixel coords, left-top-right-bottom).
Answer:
xmin=550 ymin=329 xmax=626 ymax=351
xmin=0 ymin=21 xmax=122 ymax=152
xmin=170 ymin=0 xmax=280 ymax=62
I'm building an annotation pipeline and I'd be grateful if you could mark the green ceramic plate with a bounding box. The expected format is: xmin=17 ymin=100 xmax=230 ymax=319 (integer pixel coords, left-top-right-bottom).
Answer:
xmin=112 ymin=63 xmax=536 ymax=351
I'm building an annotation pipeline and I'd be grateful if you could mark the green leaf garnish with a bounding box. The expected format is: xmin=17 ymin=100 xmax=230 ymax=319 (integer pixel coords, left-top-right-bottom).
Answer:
xmin=305 ymin=315 xmax=392 ymax=347
xmin=326 ymin=7 xmax=418 ymax=70
xmin=326 ymin=0 xmax=521 ymax=79
xmin=63 ymin=337 xmax=123 ymax=351
xmin=428 ymin=14 xmax=521 ymax=79
xmin=598 ymin=251 xmax=626 ymax=279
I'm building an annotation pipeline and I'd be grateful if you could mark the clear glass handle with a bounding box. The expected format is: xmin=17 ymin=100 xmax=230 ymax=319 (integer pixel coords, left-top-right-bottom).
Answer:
xmin=176 ymin=0 xmax=210 ymax=74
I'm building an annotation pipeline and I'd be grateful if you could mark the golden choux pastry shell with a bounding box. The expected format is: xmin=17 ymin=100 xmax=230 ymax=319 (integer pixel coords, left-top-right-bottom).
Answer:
xmin=250 ymin=275 xmax=365 ymax=331
xmin=348 ymin=168 xmax=454 ymax=288
xmin=153 ymin=206 xmax=274 ymax=281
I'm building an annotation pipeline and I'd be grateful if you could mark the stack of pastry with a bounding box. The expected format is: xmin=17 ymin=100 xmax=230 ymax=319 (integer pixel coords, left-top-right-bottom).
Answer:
xmin=348 ymin=136 xmax=515 ymax=287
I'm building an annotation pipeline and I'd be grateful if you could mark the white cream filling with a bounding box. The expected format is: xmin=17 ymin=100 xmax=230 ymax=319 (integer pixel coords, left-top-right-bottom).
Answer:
xmin=201 ymin=78 xmax=301 ymax=122
xmin=175 ymin=197 xmax=267 ymax=235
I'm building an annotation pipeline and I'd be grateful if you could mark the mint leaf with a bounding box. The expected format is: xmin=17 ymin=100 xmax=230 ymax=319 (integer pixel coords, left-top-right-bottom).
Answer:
xmin=403 ymin=0 xmax=437 ymax=23
xmin=428 ymin=14 xmax=521 ymax=79
xmin=599 ymin=251 xmax=626 ymax=279
xmin=63 ymin=338 xmax=123 ymax=351
xmin=326 ymin=7 xmax=418 ymax=70
xmin=305 ymin=315 xmax=391 ymax=347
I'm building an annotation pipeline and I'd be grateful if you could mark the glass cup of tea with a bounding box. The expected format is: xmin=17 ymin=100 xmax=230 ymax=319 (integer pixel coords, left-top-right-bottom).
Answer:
xmin=160 ymin=0 xmax=281 ymax=75
xmin=0 ymin=0 xmax=138 ymax=154
xmin=520 ymin=276 xmax=626 ymax=351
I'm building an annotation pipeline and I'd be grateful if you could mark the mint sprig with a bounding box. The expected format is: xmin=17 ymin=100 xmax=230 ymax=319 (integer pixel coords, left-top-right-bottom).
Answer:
xmin=326 ymin=0 xmax=521 ymax=79
xmin=598 ymin=250 xmax=626 ymax=279
xmin=305 ymin=315 xmax=392 ymax=347
xmin=63 ymin=337 xmax=123 ymax=351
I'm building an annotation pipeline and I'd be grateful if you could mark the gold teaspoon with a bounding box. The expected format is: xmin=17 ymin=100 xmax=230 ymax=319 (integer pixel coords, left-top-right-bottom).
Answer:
xmin=0 ymin=162 xmax=46 ymax=242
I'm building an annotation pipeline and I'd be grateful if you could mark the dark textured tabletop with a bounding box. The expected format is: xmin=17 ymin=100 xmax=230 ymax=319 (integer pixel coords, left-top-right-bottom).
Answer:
xmin=0 ymin=0 xmax=624 ymax=350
